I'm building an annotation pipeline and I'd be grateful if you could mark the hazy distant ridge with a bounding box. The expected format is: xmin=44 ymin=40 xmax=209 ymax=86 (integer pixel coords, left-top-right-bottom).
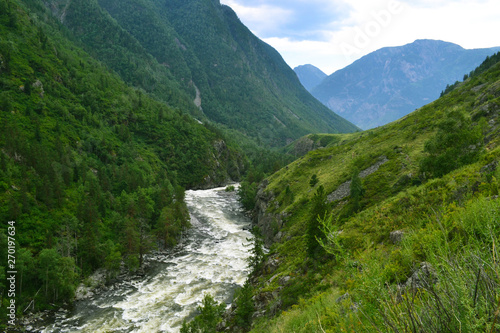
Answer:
xmin=293 ymin=64 xmax=327 ymax=92
xmin=310 ymin=39 xmax=500 ymax=129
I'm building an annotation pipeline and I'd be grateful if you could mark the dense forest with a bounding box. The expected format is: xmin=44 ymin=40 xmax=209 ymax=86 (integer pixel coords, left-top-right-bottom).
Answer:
xmin=0 ymin=0 xmax=249 ymax=322
xmin=52 ymin=0 xmax=358 ymax=146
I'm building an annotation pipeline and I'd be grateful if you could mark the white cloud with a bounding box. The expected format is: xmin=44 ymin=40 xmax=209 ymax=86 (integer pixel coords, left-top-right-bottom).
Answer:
xmin=262 ymin=37 xmax=342 ymax=74
xmin=222 ymin=0 xmax=347 ymax=40
xmin=222 ymin=0 xmax=293 ymax=36
xmin=394 ymin=0 xmax=500 ymax=49
xmin=261 ymin=0 xmax=411 ymax=73
xmin=222 ymin=0 xmax=500 ymax=74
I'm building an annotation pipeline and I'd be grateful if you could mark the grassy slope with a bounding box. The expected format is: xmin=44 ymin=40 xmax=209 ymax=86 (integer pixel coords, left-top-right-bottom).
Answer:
xmin=248 ymin=60 xmax=500 ymax=332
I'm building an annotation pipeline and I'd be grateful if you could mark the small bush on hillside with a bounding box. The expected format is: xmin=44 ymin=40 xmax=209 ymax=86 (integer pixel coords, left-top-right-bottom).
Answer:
xmin=420 ymin=111 xmax=484 ymax=178
xmin=234 ymin=281 xmax=255 ymax=328
xmin=246 ymin=227 xmax=265 ymax=275
xmin=238 ymin=181 xmax=258 ymax=211
xmin=180 ymin=294 xmax=225 ymax=333
xmin=350 ymin=167 xmax=364 ymax=213
xmin=309 ymin=174 xmax=319 ymax=187
xmin=307 ymin=186 xmax=328 ymax=258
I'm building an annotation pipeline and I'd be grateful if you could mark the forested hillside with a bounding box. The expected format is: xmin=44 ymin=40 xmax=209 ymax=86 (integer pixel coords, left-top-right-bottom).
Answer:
xmin=217 ymin=52 xmax=500 ymax=332
xmin=41 ymin=0 xmax=358 ymax=146
xmin=0 ymin=0 xmax=244 ymax=322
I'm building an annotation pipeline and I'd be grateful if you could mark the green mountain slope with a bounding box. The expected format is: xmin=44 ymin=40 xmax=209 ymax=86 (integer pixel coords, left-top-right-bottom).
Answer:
xmin=40 ymin=0 xmax=358 ymax=146
xmin=0 ymin=0 xmax=244 ymax=320
xmin=42 ymin=0 xmax=202 ymax=116
xmin=158 ymin=0 xmax=358 ymax=144
xmin=231 ymin=53 xmax=500 ymax=332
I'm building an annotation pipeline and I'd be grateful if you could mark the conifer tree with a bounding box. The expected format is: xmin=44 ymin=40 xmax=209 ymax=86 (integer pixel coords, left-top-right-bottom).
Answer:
xmin=307 ymin=185 xmax=328 ymax=258
xmin=350 ymin=167 xmax=364 ymax=213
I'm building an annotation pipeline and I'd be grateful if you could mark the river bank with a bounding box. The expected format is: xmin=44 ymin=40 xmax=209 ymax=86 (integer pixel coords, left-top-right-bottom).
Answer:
xmin=25 ymin=186 xmax=252 ymax=333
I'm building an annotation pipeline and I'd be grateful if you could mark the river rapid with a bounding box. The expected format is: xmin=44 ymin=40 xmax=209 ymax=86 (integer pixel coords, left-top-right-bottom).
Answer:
xmin=37 ymin=185 xmax=253 ymax=333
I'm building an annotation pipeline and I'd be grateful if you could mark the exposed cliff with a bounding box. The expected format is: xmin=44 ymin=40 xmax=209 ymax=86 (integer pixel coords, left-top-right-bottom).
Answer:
xmin=252 ymin=180 xmax=281 ymax=247
xmin=195 ymin=139 xmax=247 ymax=189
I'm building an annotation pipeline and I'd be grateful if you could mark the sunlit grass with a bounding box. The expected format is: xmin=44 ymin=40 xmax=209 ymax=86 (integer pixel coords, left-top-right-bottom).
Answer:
xmin=248 ymin=61 xmax=500 ymax=332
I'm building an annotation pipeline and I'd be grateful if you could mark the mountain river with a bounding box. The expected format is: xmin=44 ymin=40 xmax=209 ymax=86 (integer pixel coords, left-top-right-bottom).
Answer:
xmin=36 ymin=185 xmax=253 ymax=332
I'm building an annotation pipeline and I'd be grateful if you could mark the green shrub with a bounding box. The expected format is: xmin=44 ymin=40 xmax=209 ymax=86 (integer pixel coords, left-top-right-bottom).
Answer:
xmin=309 ymin=174 xmax=319 ymax=187
xmin=238 ymin=181 xmax=258 ymax=211
xmin=350 ymin=167 xmax=364 ymax=213
xmin=234 ymin=282 xmax=255 ymax=328
xmin=180 ymin=294 xmax=225 ymax=333
xmin=420 ymin=111 xmax=484 ymax=178
xmin=247 ymin=227 xmax=265 ymax=274
xmin=307 ymin=185 xmax=328 ymax=258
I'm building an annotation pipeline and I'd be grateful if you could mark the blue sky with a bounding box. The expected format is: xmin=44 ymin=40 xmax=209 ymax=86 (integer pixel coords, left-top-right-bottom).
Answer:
xmin=221 ymin=0 xmax=500 ymax=75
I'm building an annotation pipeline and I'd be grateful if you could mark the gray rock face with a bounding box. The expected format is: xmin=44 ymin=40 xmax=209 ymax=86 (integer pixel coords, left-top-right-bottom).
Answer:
xmin=252 ymin=180 xmax=284 ymax=247
xmin=405 ymin=262 xmax=436 ymax=290
xmin=193 ymin=139 xmax=244 ymax=190
xmin=75 ymin=269 xmax=107 ymax=301
xmin=327 ymin=180 xmax=352 ymax=203
xmin=278 ymin=275 xmax=291 ymax=286
xmin=390 ymin=230 xmax=405 ymax=244
xmin=327 ymin=156 xmax=388 ymax=202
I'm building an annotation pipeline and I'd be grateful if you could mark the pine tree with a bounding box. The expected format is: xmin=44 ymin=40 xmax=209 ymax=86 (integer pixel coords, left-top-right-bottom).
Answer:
xmin=350 ymin=167 xmax=364 ymax=213
xmin=309 ymin=174 xmax=319 ymax=187
xmin=307 ymin=185 xmax=328 ymax=258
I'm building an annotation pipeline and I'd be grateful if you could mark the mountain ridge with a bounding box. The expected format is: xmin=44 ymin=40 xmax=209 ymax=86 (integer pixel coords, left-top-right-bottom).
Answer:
xmin=293 ymin=64 xmax=327 ymax=91
xmin=311 ymin=39 xmax=500 ymax=129
xmin=42 ymin=0 xmax=358 ymax=146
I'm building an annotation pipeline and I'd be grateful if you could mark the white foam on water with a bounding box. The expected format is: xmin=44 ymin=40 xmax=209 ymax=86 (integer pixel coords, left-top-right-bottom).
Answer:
xmin=41 ymin=185 xmax=252 ymax=333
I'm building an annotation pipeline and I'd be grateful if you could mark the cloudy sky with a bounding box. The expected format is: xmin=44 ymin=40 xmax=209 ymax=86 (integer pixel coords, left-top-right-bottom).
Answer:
xmin=220 ymin=0 xmax=500 ymax=75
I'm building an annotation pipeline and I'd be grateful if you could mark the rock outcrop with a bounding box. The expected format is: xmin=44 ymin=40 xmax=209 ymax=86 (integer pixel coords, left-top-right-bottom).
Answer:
xmin=251 ymin=180 xmax=293 ymax=246
xmin=327 ymin=156 xmax=388 ymax=202
xmin=193 ymin=139 xmax=245 ymax=190
xmin=390 ymin=230 xmax=405 ymax=244
xmin=252 ymin=180 xmax=276 ymax=247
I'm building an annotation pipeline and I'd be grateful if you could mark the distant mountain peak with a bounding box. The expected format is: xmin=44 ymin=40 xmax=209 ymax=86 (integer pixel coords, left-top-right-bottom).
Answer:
xmin=405 ymin=39 xmax=465 ymax=51
xmin=311 ymin=40 xmax=500 ymax=129
xmin=294 ymin=64 xmax=327 ymax=92
xmin=412 ymin=38 xmax=460 ymax=45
